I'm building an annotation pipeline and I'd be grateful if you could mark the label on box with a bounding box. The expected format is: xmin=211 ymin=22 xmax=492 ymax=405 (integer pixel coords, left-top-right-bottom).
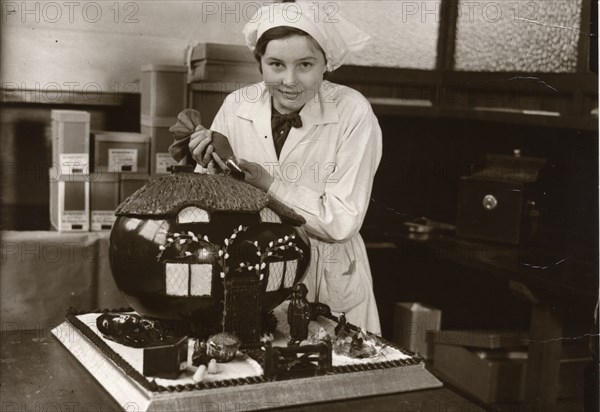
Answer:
xmin=91 ymin=211 xmax=116 ymax=231
xmin=59 ymin=153 xmax=89 ymax=174
xmin=156 ymin=153 xmax=178 ymax=174
xmin=61 ymin=211 xmax=88 ymax=231
xmin=109 ymin=149 xmax=138 ymax=172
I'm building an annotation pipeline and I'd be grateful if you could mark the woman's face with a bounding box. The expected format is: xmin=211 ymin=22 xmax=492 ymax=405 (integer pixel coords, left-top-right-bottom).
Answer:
xmin=260 ymin=34 xmax=326 ymax=114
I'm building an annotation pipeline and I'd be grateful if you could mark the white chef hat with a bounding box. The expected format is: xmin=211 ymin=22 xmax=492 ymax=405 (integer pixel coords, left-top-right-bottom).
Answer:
xmin=242 ymin=2 xmax=371 ymax=72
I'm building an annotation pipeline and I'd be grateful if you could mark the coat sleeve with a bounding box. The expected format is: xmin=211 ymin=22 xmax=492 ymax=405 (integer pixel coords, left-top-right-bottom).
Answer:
xmin=268 ymin=103 xmax=382 ymax=243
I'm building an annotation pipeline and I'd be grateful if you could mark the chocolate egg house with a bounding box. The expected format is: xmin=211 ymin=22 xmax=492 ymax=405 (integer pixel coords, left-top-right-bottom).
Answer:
xmin=109 ymin=172 xmax=310 ymax=342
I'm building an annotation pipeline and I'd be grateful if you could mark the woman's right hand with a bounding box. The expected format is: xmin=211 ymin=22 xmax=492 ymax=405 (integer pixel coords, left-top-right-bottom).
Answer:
xmin=189 ymin=126 xmax=213 ymax=168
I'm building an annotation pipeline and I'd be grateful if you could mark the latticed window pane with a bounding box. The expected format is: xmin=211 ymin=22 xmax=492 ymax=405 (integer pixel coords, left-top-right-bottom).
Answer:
xmin=259 ymin=208 xmax=281 ymax=223
xmin=266 ymin=261 xmax=285 ymax=292
xmin=283 ymin=259 xmax=298 ymax=288
xmin=165 ymin=263 xmax=189 ymax=296
xmin=455 ymin=0 xmax=581 ymax=72
xmin=190 ymin=264 xmax=212 ymax=296
xmin=332 ymin=0 xmax=440 ymax=69
xmin=138 ymin=219 xmax=166 ymax=242
xmin=178 ymin=207 xmax=210 ymax=223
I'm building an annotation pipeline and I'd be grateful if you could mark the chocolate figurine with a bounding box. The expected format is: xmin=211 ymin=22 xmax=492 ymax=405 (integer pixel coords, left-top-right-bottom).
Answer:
xmin=334 ymin=313 xmax=351 ymax=337
xmin=309 ymin=302 xmax=332 ymax=321
xmin=287 ymin=283 xmax=311 ymax=345
xmin=96 ymin=313 xmax=181 ymax=348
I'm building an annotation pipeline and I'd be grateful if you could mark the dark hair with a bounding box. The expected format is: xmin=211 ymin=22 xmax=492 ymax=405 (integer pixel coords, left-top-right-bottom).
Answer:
xmin=253 ymin=26 xmax=326 ymax=73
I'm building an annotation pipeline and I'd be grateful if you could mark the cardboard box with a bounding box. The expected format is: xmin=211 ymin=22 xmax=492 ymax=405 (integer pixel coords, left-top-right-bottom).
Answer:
xmin=93 ymin=132 xmax=150 ymax=174
xmin=432 ymin=341 xmax=590 ymax=403
xmin=51 ymin=110 xmax=91 ymax=175
xmin=393 ymin=302 xmax=441 ymax=359
xmin=120 ymin=173 xmax=150 ymax=202
xmin=49 ymin=171 xmax=90 ymax=231
xmin=428 ymin=329 xmax=529 ymax=350
xmin=189 ymin=43 xmax=260 ymax=83
xmin=434 ymin=342 xmax=527 ymax=403
xmin=187 ymin=43 xmax=261 ymax=127
xmin=141 ymin=65 xmax=187 ymax=121
xmin=191 ymin=42 xmax=256 ymax=63
xmin=140 ymin=116 xmax=179 ymax=175
xmin=90 ymin=173 xmax=119 ymax=231
xmin=188 ymin=82 xmax=239 ymax=129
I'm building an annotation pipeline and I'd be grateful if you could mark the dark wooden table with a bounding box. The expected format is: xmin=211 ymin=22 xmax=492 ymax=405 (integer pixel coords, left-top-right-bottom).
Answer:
xmin=370 ymin=230 xmax=598 ymax=412
xmin=0 ymin=331 xmax=482 ymax=412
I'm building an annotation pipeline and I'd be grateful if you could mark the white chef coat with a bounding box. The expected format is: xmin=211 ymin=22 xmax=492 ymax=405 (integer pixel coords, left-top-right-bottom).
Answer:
xmin=199 ymin=80 xmax=383 ymax=334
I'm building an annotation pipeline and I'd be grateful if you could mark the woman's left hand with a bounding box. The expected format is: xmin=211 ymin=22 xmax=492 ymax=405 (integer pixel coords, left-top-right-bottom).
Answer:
xmin=238 ymin=159 xmax=273 ymax=192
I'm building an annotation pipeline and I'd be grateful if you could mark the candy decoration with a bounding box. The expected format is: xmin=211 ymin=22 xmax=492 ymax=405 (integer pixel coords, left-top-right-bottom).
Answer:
xmin=193 ymin=365 xmax=206 ymax=383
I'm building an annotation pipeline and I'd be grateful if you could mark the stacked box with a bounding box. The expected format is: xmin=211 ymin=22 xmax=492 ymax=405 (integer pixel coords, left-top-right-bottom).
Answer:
xmin=433 ymin=341 xmax=528 ymax=403
xmin=49 ymin=113 xmax=154 ymax=231
xmin=93 ymin=132 xmax=150 ymax=174
xmin=429 ymin=330 xmax=590 ymax=403
xmin=393 ymin=302 xmax=442 ymax=359
xmin=140 ymin=65 xmax=187 ymax=175
xmin=189 ymin=43 xmax=261 ymax=83
xmin=188 ymin=82 xmax=234 ymax=130
xmin=141 ymin=117 xmax=178 ymax=175
xmin=88 ymin=172 xmax=150 ymax=232
xmin=90 ymin=173 xmax=119 ymax=231
xmin=141 ymin=65 xmax=187 ymax=121
xmin=49 ymin=170 xmax=90 ymax=231
xmin=188 ymin=43 xmax=261 ymax=130
xmin=51 ymin=110 xmax=91 ymax=175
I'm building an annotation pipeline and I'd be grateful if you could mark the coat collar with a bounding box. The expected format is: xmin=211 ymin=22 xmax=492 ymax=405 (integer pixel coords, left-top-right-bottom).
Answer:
xmin=235 ymin=81 xmax=339 ymax=126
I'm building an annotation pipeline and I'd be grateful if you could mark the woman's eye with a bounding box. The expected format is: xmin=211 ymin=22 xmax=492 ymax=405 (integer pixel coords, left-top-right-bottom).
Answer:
xmin=300 ymin=62 xmax=313 ymax=69
xmin=270 ymin=62 xmax=283 ymax=68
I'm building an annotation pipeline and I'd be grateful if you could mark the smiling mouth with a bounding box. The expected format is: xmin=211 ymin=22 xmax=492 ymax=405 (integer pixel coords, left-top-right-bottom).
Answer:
xmin=279 ymin=91 xmax=303 ymax=101
xmin=278 ymin=89 xmax=302 ymax=95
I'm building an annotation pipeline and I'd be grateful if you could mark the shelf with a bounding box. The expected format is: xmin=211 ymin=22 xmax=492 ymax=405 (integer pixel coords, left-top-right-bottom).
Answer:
xmin=328 ymin=66 xmax=598 ymax=130
xmin=0 ymin=88 xmax=137 ymax=106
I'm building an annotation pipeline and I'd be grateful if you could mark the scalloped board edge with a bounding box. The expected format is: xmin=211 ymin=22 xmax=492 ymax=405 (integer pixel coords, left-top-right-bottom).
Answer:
xmin=51 ymin=321 xmax=442 ymax=411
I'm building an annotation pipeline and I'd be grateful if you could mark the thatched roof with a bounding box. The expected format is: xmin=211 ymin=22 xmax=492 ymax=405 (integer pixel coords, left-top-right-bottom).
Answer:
xmin=115 ymin=173 xmax=305 ymax=226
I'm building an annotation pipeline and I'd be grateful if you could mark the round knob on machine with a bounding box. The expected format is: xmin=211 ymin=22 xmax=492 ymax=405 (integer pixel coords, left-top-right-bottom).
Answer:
xmin=482 ymin=194 xmax=498 ymax=210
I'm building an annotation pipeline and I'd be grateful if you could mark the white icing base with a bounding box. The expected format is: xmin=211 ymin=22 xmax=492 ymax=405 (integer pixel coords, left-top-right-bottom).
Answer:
xmin=76 ymin=301 xmax=411 ymax=385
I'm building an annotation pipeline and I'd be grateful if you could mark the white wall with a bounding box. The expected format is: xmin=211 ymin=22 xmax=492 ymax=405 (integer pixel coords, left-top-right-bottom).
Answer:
xmin=1 ymin=0 xmax=275 ymax=93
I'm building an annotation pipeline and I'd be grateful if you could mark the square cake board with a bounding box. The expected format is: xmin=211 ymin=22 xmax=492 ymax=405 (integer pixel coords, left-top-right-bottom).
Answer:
xmin=52 ymin=306 xmax=442 ymax=411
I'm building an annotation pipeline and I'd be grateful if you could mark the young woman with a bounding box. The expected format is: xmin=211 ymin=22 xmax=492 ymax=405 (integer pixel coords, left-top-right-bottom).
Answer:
xmin=189 ymin=3 xmax=383 ymax=333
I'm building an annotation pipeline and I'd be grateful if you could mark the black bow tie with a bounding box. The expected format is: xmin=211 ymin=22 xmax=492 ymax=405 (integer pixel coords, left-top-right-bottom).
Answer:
xmin=272 ymin=112 xmax=303 ymax=129
xmin=272 ymin=109 xmax=302 ymax=159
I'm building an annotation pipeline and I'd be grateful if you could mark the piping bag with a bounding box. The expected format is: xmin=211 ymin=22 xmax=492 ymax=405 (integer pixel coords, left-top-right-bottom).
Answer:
xmin=168 ymin=109 xmax=243 ymax=176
